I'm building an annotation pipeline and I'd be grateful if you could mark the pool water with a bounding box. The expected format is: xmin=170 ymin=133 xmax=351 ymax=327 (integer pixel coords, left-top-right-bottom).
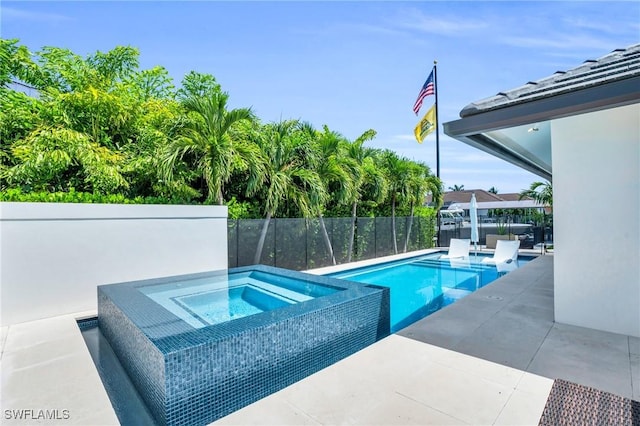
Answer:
xmin=328 ymin=253 xmax=531 ymax=332
xmin=139 ymin=270 xmax=341 ymax=328
xmin=174 ymin=285 xmax=293 ymax=326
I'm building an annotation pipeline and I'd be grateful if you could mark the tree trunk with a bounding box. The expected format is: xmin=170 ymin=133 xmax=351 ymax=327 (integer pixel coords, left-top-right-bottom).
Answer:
xmin=391 ymin=194 xmax=398 ymax=254
xmin=318 ymin=213 xmax=336 ymax=265
xmin=347 ymin=202 xmax=357 ymax=263
xmin=254 ymin=212 xmax=272 ymax=265
xmin=403 ymin=203 xmax=415 ymax=253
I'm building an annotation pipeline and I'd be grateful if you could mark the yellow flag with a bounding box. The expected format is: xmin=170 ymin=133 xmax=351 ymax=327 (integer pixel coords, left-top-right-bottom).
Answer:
xmin=414 ymin=105 xmax=436 ymax=143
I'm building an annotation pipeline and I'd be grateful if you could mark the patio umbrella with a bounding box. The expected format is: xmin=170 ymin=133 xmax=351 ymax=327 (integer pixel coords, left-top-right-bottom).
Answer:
xmin=470 ymin=193 xmax=479 ymax=257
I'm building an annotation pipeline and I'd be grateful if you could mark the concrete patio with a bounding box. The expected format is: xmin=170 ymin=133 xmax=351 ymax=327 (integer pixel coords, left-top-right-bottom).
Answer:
xmin=2 ymin=254 xmax=638 ymax=425
xmin=216 ymin=334 xmax=554 ymax=425
xmin=218 ymin=254 xmax=639 ymax=425
xmin=398 ymin=255 xmax=639 ymax=401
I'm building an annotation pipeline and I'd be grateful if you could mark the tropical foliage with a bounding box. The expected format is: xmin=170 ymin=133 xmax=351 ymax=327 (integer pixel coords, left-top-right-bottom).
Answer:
xmin=519 ymin=181 xmax=553 ymax=207
xmin=1 ymin=39 xmax=442 ymax=234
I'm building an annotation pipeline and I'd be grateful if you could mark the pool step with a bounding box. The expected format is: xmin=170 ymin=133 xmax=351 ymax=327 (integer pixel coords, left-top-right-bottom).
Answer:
xmin=412 ymin=258 xmax=495 ymax=273
xmin=246 ymin=279 xmax=313 ymax=303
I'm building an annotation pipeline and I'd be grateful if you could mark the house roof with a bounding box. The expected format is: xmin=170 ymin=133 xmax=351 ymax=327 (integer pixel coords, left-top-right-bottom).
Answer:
xmin=495 ymin=193 xmax=524 ymax=202
xmin=427 ymin=189 xmax=531 ymax=205
xmin=459 ymin=44 xmax=640 ymax=117
xmin=444 ymin=190 xmax=502 ymax=203
xmin=443 ymin=43 xmax=640 ymax=181
xmin=429 ymin=190 xmax=541 ymax=211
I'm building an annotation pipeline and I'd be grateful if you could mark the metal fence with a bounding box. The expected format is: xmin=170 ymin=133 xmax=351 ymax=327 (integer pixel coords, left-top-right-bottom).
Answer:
xmin=439 ymin=214 xmax=553 ymax=249
xmin=228 ymin=216 xmax=437 ymax=270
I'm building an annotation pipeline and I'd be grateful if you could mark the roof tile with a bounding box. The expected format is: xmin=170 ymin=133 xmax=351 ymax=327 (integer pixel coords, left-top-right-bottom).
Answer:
xmin=460 ymin=43 xmax=640 ymax=117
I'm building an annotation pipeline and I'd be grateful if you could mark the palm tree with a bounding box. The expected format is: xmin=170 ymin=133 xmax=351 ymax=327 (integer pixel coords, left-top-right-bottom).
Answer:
xmin=161 ymin=92 xmax=257 ymax=204
xmin=403 ymin=163 xmax=441 ymax=252
xmin=306 ymin=125 xmax=354 ymax=265
xmin=343 ymin=129 xmax=387 ymax=262
xmin=250 ymin=120 xmax=323 ymax=264
xmin=448 ymin=184 xmax=465 ymax=191
xmin=381 ymin=151 xmax=413 ymax=254
xmin=488 ymin=186 xmax=499 ymax=194
xmin=519 ymin=181 xmax=552 ymax=207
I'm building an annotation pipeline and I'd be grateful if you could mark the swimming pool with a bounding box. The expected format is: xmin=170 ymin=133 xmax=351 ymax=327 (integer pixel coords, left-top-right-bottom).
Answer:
xmin=328 ymin=252 xmax=532 ymax=332
xmin=97 ymin=265 xmax=389 ymax=425
xmin=138 ymin=270 xmax=341 ymax=328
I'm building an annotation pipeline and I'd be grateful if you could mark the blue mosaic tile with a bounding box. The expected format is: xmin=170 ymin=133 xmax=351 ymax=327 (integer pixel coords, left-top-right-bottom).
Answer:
xmin=76 ymin=317 xmax=98 ymax=331
xmin=98 ymin=265 xmax=389 ymax=426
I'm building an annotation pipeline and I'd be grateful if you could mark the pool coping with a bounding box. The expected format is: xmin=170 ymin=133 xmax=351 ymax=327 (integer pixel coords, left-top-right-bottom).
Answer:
xmin=98 ymin=264 xmax=388 ymax=351
xmin=1 ymin=248 xmax=553 ymax=425
xmin=306 ymin=248 xmax=441 ymax=275
xmin=306 ymin=247 xmax=542 ymax=276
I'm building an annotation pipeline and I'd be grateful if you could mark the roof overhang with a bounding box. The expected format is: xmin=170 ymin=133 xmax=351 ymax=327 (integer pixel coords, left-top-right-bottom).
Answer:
xmin=443 ymin=75 xmax=640 ymax=181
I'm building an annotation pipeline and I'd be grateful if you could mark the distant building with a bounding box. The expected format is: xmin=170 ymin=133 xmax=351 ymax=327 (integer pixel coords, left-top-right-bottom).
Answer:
xmin=426 ymin=189 xmax=544 ymax=218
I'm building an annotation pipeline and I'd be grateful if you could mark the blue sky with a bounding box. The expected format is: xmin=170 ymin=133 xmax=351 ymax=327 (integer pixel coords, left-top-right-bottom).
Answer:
xmin=3 ymin=1 xmax=639 ymax=194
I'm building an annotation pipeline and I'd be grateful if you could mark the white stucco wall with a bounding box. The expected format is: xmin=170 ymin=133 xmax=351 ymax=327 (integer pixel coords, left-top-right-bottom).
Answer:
xmin=552 ymin=103 xmax=640 ymax=337
xmin=0 ymin=203 xmax=228 ymax=325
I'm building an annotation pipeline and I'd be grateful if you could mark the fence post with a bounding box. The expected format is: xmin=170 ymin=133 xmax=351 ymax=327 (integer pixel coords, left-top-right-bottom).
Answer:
xmin=374 ymin=217 xmax=378 ymax=258
xmin=274 ymin=218 xmax=277 ymax=267
xmin=354 ymin=217 xmax=358 ymax=261
xmin=235 ymin=219 xmax=239 ymax=267
xmin=331 ymin=217 xmax=335 ymax=264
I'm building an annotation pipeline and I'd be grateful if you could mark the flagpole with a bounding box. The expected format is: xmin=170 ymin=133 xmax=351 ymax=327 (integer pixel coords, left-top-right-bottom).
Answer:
xmin=433 ymin=60 xmax=442 ymax=247
xmin=433 ymin=60 xmax=440 ymax=179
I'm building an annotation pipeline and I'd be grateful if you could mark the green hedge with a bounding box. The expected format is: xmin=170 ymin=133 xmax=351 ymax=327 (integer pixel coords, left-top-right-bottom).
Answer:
xmin=0 ymin=188 xmax=182 ymax=205
xmin=0 ymin=189 xmax=260 ymax=219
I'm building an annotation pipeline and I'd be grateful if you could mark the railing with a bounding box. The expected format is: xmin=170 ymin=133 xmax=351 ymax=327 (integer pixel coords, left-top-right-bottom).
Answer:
xmin=439 ymin=214 xmax=553 ymax=250
xmin=228 ymin=216 xmax=437 ymax=270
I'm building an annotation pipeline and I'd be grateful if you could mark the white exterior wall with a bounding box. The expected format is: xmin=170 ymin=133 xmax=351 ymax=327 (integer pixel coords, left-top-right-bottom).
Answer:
xmin=0 ymin=203 xmax=228 ymax=325
xmin=552 ymin=103 xmax=640 ymax=337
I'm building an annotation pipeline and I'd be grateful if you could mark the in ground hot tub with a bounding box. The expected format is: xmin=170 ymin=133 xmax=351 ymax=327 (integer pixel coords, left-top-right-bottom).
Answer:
xmin=98 ymin=265 xmax=389 ymax=426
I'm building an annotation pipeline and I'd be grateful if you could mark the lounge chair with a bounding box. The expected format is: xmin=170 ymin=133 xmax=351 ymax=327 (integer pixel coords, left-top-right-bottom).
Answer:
xmin=482 ymin=239 xmax=520 ymax=272
xmin=441 ymin=238 xmax=471 ymax=260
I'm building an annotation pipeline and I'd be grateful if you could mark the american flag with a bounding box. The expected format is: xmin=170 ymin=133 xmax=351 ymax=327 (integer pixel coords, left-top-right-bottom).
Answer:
xmin=412 ymin=70 xmax=435 ymax=115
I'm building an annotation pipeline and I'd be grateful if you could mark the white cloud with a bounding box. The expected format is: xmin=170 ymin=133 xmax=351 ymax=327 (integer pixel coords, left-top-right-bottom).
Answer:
xmin=391 ymin=134 xmax=416 ymax=142
xmin=2 ymin=6 xmax=71 ymax=23
xmin=453 ymin=153 xmax=504 ymax=164
xmin=443 ymin=167 xmax=528 ymax=176
xmin=501 ymin=34 xmax=619 ymax=51
xmin=391 ymin=8 xmax=488 ymax=37
xmin=562 ymin=16 xmax=639 ymax=36
xmin=440 ymin=167 xmax=538 ymax=193
xmin=347 ymin=23 xmax=410 ymax=38
xmin=388 ymin=4 xmax=639 ymax=56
